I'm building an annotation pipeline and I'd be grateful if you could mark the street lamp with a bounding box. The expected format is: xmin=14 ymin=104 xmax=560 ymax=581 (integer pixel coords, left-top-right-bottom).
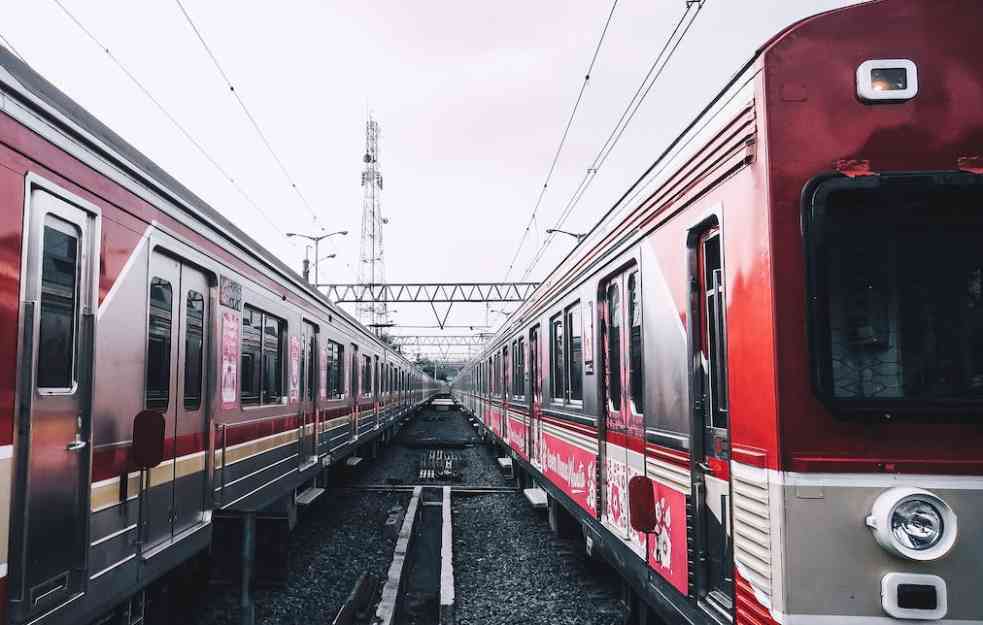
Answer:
xmin=286 ymin=230 xmax=347 ymax=284
xmin=546 ymin=228 xmax=587 ymax=243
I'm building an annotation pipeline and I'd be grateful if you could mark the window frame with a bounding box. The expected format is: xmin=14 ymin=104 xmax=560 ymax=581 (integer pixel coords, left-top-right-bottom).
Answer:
xmin=37 ymin=217 xmax=82 ymax=393
xmin=240 ymin=303 xmax=286 ymax=407
xmin=803 ymin=172 xmax=983 ymax=416
xmin=550 ymin=313 xmax=565 ymax=403
xmin=564 ymin=301 xmax=583 ymax=404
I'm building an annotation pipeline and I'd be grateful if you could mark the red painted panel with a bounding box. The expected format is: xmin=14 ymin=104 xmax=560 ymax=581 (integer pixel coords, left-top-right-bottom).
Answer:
xmin=763 ymin=0 xmax=983 ymax=472
xmin=542 ymin=430 xmax=597 ymax=516
xmin=645 ymin=482 xmax=688 ymax=595
xmin=0 ymin=166 xmax=23 ymax=447
xmin=507 ymin=415 xmax=527 ymax=459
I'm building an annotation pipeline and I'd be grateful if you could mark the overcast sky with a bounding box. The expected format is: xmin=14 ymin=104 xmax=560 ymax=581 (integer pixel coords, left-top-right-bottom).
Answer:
xmin=1 ymin=0 xmax=857 ymax=358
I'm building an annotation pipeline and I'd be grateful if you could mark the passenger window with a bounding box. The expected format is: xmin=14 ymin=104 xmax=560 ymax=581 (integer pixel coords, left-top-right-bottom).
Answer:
xmin=327 ymin=340 xmax=344 ymax=398
xmin=628 ymin=272 xmax=643 ymax=414
xmin=146 ymin=277 xmax=173 ymax=410
xmin=606 ymin=283 xmax=622 ymax=411
xmin=702 ymin=232 xmax=728 ymax=428
xmin=240 ymin=304 xmax=285 ymax=405
xmin=183 ymin=290 xmax=205 ymax=410
xmin=566 ymin=303 xmax=583 ymax=401
xmin=302 ymin=321 xmax=317 ymax=402
xmin=551 ymin=315 xmax=565 ymax=400
xmin=37 ymin=222 xmax=80 ymax=390
xmin=362 ymin=355 xmax=371 ymax=396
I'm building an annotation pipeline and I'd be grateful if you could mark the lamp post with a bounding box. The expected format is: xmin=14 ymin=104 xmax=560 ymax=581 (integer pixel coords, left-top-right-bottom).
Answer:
xmin=286 ymin=230 xmax=347 ymax=284
xmin=546 ymin=228 xmax=587 ymax=243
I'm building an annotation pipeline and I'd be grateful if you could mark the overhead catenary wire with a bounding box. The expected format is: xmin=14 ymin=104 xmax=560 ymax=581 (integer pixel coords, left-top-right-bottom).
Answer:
xmin=0 ymin=32 xmax=25 ymax=61
xmin=519 ymin=0 xmax=706 ymax=281
xmin=502 ymin=0 xmax=620 ymax=282
xmin=49 ymin=0 xmax=290 ymax=242
xmin=173 ymin=0 xmax=319 ymax=227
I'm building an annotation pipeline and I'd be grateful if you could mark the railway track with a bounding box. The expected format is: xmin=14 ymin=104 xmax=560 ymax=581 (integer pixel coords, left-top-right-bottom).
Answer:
xmin=190 ymin=405 xmax=622 ymax=625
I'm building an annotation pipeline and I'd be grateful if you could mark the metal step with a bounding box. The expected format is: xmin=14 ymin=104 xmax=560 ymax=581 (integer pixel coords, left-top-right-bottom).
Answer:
xmin=523 ymin=487 xmax=548 ymax=509
xmin=496 ymin=457 xmax=513 ymax=469
xmin=296 ymin=487 xmax=325 ymax=506
xmin=346 ymin=456 xmax=363 ymax=467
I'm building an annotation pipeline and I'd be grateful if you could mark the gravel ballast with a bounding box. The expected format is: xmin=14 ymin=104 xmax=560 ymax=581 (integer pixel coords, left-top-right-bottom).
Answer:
xmin=189 ymin=491 xmax=406 ymax=625
xmin=453 ymin=494 xmax=624 ymax=625
xmin=351 ymin=410 xmax=505 ymax=487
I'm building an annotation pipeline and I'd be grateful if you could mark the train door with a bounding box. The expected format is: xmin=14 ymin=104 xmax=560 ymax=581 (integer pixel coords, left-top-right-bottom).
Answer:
xmin=13 ymin=188 xmax=99 ymax=620
xmin=691 ymin=226 xmax=733 ymax=615
xmin=501 ymin=345 xmax=509 ymax=439
xmin=145 ymin=251 xmax=210 ymax=546
xmin=528 ymin=325 xmax=542 ymax=467
xmin=350 ymin=344 xmax=359 ymax=441
xmin=300 ymin=321 xmax=318 ymax=465
xmin=600 ymin=266 xmax=646 ymax=548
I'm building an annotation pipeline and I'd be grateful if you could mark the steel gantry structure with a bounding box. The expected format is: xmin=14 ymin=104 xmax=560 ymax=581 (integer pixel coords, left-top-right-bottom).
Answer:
xmin=319 ymin=281 xmax=539 ymax=328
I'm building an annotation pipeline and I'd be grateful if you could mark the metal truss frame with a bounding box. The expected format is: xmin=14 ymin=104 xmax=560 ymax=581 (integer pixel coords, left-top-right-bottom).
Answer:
xmin=319 ymin=282 xmax=538 ymax=329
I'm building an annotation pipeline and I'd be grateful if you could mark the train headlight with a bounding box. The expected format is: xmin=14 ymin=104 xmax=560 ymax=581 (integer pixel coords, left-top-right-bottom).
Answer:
xmin=891 ymin=499 xmax=943 ymax=551
xmin=866 ymin=488 xmax=957 ymax=561
xmin=857 ymin=59 xmax=918 ymax=102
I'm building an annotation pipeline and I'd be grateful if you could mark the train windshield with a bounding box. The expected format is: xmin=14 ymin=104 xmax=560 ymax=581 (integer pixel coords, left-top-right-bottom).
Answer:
xmin=807 ymin=174 xmax=983 ymax=412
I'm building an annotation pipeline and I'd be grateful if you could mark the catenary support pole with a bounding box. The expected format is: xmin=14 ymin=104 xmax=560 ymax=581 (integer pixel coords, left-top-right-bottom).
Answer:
xmin=240 ymin=512 xmax=256 ymax=625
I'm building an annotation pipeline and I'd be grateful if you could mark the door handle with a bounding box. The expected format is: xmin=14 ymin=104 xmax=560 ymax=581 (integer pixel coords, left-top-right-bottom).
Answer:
xmin=67 ymin=415 xmax=86 ymax=451
xmin=697 ymin=461 xmax=713 ymax=473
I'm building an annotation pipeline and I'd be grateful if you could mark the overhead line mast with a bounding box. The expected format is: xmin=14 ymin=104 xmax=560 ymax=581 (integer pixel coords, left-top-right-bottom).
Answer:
xmin=357 ymin=115 xmax=389 ymax=333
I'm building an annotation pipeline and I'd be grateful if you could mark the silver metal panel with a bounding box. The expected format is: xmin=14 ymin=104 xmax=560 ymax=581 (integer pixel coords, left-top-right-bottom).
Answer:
xmin=173 ymin=264 xmax=209 ymax=535
xmin=783 ymin=482 xmax=983 ymax=620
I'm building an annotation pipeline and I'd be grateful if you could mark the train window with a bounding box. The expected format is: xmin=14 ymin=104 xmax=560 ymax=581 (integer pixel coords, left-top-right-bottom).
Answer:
xmin=551 ymin=315 xmax=565 ymax=401
xmin=566 ymin=302 xmax=583 ymax=402
xmin=806 ymin=177 xmax=983 ymax=410
xmin=503 ymin=345 xmax=510 ymax=397
xmin=606 ymin=282 xmax=622 ymax=411
xmin=37 ymin=222 xmax=79 ymax=390
xmin=361 ymin=355 xmax=372 ymax=396
xmin=628 ymin=272 xmax=643 ymax=414
xmin=301 ymin=321 xmax=317 ymax=402
xmin=183 ymin=290 xmax=205 ymax=410
xmin=326 ymin=341 xmax=344 ymax=398
xmin=702 ymin=232 xmax=727 ymax=428
xmin=515 ymin=337 xmax=526 ymax=398
xmin=262 ymin=314 xmax=284 ymax=403
xmin=240 ymin=305 xmax=284 ymax=405
xmin=146 ymin=277 xmax=173 ymax=410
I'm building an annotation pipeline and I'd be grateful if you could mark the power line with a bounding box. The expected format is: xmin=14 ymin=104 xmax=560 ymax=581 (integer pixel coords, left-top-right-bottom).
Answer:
xmin=49 ymin=0 xmax=289 ymax=240
xmin=173 ymin=0 xmax=319 ymax=226
xmin=520 ymin=0 xmax=706 ymax=281
xmin=502 ymin=0 xmax=620 ymax=282
xmin=0 ymin=32 xmax=25 ymax=61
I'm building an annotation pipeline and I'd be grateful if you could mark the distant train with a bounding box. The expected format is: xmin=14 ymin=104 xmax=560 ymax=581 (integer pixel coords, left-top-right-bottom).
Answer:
xmin=0 ymin=44 xmax=437 ymax=625
xmin=454 ymin=1 xmax=983 ymax=623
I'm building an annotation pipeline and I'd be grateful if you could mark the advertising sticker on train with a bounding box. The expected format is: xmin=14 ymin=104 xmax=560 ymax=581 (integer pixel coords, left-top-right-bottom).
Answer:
xmin=221 ymin=309 xmax=239 ymax=409
xmin=289 ymin=335 xmax=301 ymax=403
xmin=220 ymin=275 xmax=242 ymax=310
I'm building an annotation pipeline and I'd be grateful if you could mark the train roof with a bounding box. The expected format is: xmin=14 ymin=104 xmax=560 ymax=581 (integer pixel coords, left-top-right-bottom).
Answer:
xmin=0 ymin=45 xmax=417 ymax=366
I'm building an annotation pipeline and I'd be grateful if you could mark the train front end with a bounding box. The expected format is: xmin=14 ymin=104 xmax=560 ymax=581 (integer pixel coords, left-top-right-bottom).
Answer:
xmin=756 ymin=1 xmax=983 ymax=623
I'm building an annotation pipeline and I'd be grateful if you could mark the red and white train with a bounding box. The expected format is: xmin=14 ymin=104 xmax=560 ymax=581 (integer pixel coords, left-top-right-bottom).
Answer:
xmin=0 ymin=38 xmax=438 ymax=625
xmin=454 ymin=1 xmax=983 ymax=623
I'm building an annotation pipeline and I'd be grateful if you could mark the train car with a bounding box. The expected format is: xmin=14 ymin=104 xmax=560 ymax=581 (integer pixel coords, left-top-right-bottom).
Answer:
xmin=454 ymin=1 xmax=983 ymax=623
xmin=0 ymin=45 xmax=437 ymax=625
